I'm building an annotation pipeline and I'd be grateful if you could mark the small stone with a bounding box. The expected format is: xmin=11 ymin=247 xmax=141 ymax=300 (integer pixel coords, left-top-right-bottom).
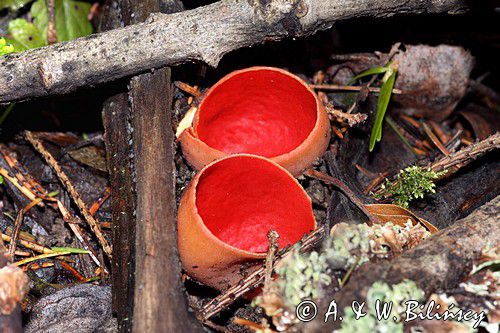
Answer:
xmin=25 ymin=284 xmax=116 ymax=333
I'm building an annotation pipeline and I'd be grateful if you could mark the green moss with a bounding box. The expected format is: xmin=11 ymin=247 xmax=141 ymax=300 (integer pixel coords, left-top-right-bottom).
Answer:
xmin=379 ymin=166 xmax=447 ymax=208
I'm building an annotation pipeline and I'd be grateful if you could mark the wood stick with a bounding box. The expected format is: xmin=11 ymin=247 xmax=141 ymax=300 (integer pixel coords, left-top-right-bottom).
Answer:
xmin=1 ymin=233 xmax=53 ymax=254
xmin=200 ymin=227 xmax=325 ymax=320
xmin=0 ymin=0 xmax=468 ymax=103
xmin=102 ymin=1 xmax=204 ymax=332
xmin=429 ymin=132 xmax=500 ymax=174
xmin=24 ymin=131 xmax=112 ymax=259
xmin=0 ymin=239 xmax=28 ymax=333
xmin=373 ymin=132 xmax=500 ymax=196
xmin=324 ymin=104 xmax=368 ymax=127
xmin=8 ymin=198 xmax=43 ymax=256
xmin=310 ymin=84 xmax=402 ymax=94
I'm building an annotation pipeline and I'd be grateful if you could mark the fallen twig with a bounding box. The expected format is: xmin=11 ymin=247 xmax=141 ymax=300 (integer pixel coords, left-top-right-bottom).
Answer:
xmin=200 ymin=227 xmax=325 ymax=320
xmin=25 ymin=131 xmax=112 ymax=259
xmin=304 ymin=169 xmax=382 ymax=225
xmin=429 ymin=132 xmax=500 ymax=174
xmin=421 ymin=122 xmax=450 ymax=156
xmin=89 ymin=187 xmax=111 ymax=216
xmin=324 ymin=104 xmax=368 ymax=127
xmin=311 ymin=84 xmax=402 ymax=94
xmin=0 ymin=0 xmax=468 ymax=103
xmin=46 ymin=0 xmax=57 ymax=44
xmin=1 ymin=233 xmax=53 ymax=254
xmin=0 ymin=239 xmax=28 ymax=333
xmin=263 ymin=231 xmax=279 ymax=295
xmin=174 ymin=81 xmax=201 ymax=97
xmin=8 ymin=198 xmax=43 ymax=256
xmin=60 ymin=261 xmax=86 ymax=282
xmin=372 ymin=132 xmax=500 ymax=196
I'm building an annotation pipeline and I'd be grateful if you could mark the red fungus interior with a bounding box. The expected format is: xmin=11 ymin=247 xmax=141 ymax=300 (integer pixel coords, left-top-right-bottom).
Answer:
xmin=196 ymin=69 xmax=318 ymax=157
xmin=196 ymin=156 xmax=315 ymax=253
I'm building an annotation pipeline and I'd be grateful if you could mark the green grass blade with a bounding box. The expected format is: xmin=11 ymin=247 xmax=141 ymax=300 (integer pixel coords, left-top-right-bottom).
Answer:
xmin=347 ymin=66 xmax=388 ymax=85
xmin=51 ymin=246 xmax=90 ymax=254
xmin=0 ymin=103 xmax=15 ymax=125
xmin=369 ymin=69 xmax=397 ymax=151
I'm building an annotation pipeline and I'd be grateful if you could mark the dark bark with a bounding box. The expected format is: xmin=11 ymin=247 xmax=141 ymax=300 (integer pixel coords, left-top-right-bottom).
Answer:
xmin=102 ymin=91 xmax=135 ymax=329
xmin=0 ymin=0 xmax=468 ymax=103
xmin=305 ymin=195 xmax=500 ymax=332
xmin=102 ymin=0 xmax=204 ymax=332
xmin=129 ymin=68 xmax=203 ymax=333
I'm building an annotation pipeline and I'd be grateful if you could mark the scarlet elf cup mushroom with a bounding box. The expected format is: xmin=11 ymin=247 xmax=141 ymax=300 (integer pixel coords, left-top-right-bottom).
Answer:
xmin=177 ymin=155 xmax=316 ymax=290
xmin=178 ymin=66 xmax=331 ymax=176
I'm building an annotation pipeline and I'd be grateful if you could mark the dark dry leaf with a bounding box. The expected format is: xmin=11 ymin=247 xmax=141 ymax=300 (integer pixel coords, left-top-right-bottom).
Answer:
xmin=68 ymin=145 xmax=108 ymax=173
xmin=365 ymin=203 xmax=438 ymax=233
xmin=458 ymin=104 xmax=500 ymax=140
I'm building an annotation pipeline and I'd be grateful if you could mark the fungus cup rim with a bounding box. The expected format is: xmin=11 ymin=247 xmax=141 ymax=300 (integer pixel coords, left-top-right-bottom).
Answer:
xmin=185 ymin=66 xmax=326 ymax=162
xmin=187 ymin=153 xmax=317 ymax=258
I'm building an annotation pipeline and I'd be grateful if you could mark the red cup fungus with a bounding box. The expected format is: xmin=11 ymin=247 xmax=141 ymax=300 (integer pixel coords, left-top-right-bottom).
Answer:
xmin=177 ymin=154 xmax=316 ymax=290
xmin=179 ymin=66 xmax=331 ymax=176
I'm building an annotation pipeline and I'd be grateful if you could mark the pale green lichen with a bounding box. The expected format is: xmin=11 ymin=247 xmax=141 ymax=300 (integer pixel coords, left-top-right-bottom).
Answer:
xmin=278 ymin=245 xmax=332 ymax=306
xmin=379 ymin=166 xmax=447 ymax=208
xmin=335 ymin=279 xmax=424 ymax=333
xmin=324 ymin=223 xmax=374 ymax=270
xmin=367 ymin=280 xmax=425 ymax=316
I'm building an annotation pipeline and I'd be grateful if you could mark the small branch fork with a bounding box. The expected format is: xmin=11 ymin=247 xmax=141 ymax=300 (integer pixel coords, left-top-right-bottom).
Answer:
xmin=324 ymin=104 xmax=368 ymax=127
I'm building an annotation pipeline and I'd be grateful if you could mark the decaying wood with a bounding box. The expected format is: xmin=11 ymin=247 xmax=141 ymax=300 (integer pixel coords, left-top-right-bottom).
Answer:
xmin=305 ymin=195 xmax=500 ymax=332
xmin=0 ymin=0 xmax=468 ymax=103
xmin=101 ymin=2 xmax=138 ymax=329
xmin=102 ymin=1 xmax=203 ymax=332
xmin=102 ymin=91 xmax=135 ymax=329
xmin=130 ymin=68 xmax=203 ymax=333
xmin=0 ymin=239 xmax=28 ymax=333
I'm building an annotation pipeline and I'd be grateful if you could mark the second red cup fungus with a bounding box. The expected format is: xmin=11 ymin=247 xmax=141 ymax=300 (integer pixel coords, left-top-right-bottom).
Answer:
xmin=177 ymin=154 xmax=316 ymax=290
xmin=179 ymin=66 xmax=331 ymax=176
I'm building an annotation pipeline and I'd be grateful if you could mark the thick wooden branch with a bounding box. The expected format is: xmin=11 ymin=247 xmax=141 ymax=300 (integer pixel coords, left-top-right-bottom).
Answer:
xmin=102 ymin=1 xmax=204 ymax=332
xmin=305 ymin=195 xmax=500 ymax=332
xmin=0 ymin=0 xmax=467 ymax=103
